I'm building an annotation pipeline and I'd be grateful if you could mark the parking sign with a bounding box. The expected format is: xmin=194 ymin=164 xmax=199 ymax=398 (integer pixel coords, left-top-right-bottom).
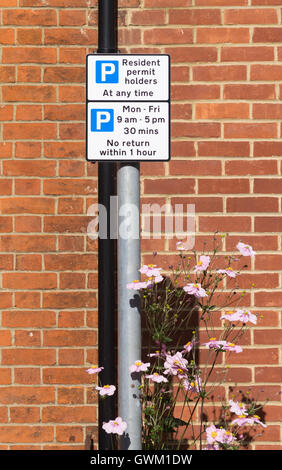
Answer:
xmin=86 ymin=54 xmax=170 ymax=162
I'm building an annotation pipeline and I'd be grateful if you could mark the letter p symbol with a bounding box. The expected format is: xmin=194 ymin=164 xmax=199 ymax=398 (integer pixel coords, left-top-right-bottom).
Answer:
xmin=91 ymin=109 xmax=114 ymax=132
xmin=96 ymin=61 xmax=119 ymax=83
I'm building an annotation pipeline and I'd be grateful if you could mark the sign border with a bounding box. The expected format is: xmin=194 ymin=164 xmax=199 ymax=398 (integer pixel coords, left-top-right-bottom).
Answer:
xmin=86 ymin=53 xmax=171 ymax=163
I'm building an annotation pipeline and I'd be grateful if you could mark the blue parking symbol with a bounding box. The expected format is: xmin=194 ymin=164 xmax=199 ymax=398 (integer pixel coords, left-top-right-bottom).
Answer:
xmin=96 ymin=60 xmax=119 ymax=83
xmin=91 ymin=109 xmax=114 ymax=132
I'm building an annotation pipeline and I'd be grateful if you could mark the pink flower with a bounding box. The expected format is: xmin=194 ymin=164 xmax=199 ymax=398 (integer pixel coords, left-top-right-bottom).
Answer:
xmin=224 ymin=342 xmax=243 ymax=353
xmin=183 ymin=282 xmax=208 ymax=298
xmin=231 ymin=414 xmax=266 ymax=428
xmin=193 ymin=255 xmax=210 ymax=272
xmin=96 ymin=384 xmax=116 ymax=396
xmin=203 ymin=443 xmax=220 ymax=450
xmin=217 ymin=267 xmax=237 ymax=278
xmin=182 ymin=340 xmax=196 ymax=353
xmin=163 ymin=352 xmax=188 ymax=377
xmin=139 ymin=264 xmax=162 ymax=277
xmin=176 ymin=241 xmax=187 ymax=251
xmin=126 ymin=280 xmax=150 ymax=290
xmin=145 ymin=373 xmax=168 ymax=383
xmin=183 ymin=376 xmax=202 ymax=393
xmin=229 ymin=399 xmax=248 ymax=416
xmin=203 ymin=338 xmax=242 ymax=353
xmin=203 ymin=338 xmax=227 ymax=350
xmin=221 ymin=309 xmax=257 ymax=325
xmin=237 ymin=242 xmax=256 ymax=257
xmin=86 ymin=366 xmax=104 ymax=375
xmin=129 ymin=360 xmax=150 ymax=373
xmin=206 ymin=425 xmax=226 ymax=445
xmin=102 ymin=417 xmax=127 ymax=436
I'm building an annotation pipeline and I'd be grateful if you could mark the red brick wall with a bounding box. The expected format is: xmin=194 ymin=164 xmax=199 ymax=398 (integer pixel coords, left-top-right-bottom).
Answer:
xmin=0 ymin=0 xmax=281 ymax=450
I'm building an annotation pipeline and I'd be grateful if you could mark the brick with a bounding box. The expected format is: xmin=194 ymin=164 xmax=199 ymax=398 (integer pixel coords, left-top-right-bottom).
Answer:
xmin=130 ymin=10 xmax=166 ymax=25
xmin=199 ymin=216 xmax=251 ymax=232
xmin=228 ymin=348 xmax=278 ymax=364
xmin=255 ymin=254 xmax=282 ymax=270
xmin=256 ymin=291 xmax=282 ymax=307
xmin=0 ymin=426 xmax=53 ymax=443
xmin=57 ymin=388 xmax=84 ymax=404
xmin=172 ymin=84 xmax=220 ymax=100
xmin=198 ymin=178 xmax=249 ymax=194
xmin=171 ymin=104 xmax=192 ymax=120
xmin=225 ymin=9 xmax=278 ymax=24
xmin=171 ymin=66 xmax=189 ymax=82
xmin=45 ymin=254 xmax=97 ymax=271
xmin=59 ymin=48 xmax=86 ymax=64
xmin=3 ymin=161 xmax=56 ymax=177
xmin=3 ymin=85 xmax=56 ymax=103
xmin=17 ymin=66 xmax=41 ymax=83
xmin=58 ymin=350 xmax=84 ymax=365
xmin=44 ymin=179 xmax=96 ymax=195
xmin=145 ymin=0 xmax=191 ymax=5
xmin=0 ymin=197 xmax=55 ymax=214
xmin=58 ymin=198 xmax=84 ymax=214
xmin=253 ymin=104 xmax=282 ymax=119
xmin=14 ymin=292 xmax=40 ymax=308
xmin=0 ymin=331 xmax=11 ymax=346
xmin=255 ymin=367 xmax=282 ymax=383
xmin=0 ymin=142 xmax=13 ymax=158
xmin=0 ymin=235 xmax=56 ymax=252
xmin=254 ymin=179 xmax=282 ymax=193
xmin=172 ymin=122 xmax=220 ymax=138
xmin=144 ymin=28 xmax=193 ymax=45
xmin=4 ymin=123 xmax=56 ymax=140
xmin=44 ymin=67 xmax=84 ymax=83
xmin=170 ymin=160 xmax=221 ymax=176
xmin=59 ymin=10 xmax=86 ymax=26
xmin=15 ymin=180 xmax=41 ymax=195
xmin=225 ymin=160 xmax=277 ymax=175
xmin=15 ymin=216 xmax=42 ymax=233
xmin=254 ymin=142 xmax=282 ymax=157
xmin=58 ymin=311 xmax=85 ymax=328
xmin=224 ymin=84 xmax=275 ymax=100
xmin=3 ymin=273 xmax=57 ymax=290
xmin=42 ymin=406 xmax=96 ymax=423
xmin=15 ymin=142 xmax=41 ymax=158
xmin=0 ymin=29 xmax=14 ymax=44
xmin=16 ymin=105 xmax=42 ymax=121
xmin=3 ymin=9 xmax=57 ymax=25
xmin=44 ymin=28 xmax=97 ymax=46
xmin=59 ymin=161 xmax=85 ymax=177
xmin=56 ymin=426 xmax=83 ymax=443
xmin=58 ymin=236 xmax=84 ymax=252
xmin=44 ymin=142 xmax=85 ymax=159
xmin=59 ymin=85 xmax=85 ymax=102
xmin=144 ymin=178 xmax=195 ymax=195
xmin=254 ymin=330 xmax=282 ymax=345
xmin=2 ymin=47 xmax=56 ymax=64
xmin=16 ymin=254 xmax=42 ymax=271
xmin=227 ymin=197 xmax=278 ymax=212
xmin=44 ymin=331 xmax=96 ymax=347
xmin=43 ymin=368 xmax=93 ymax=385
xmin=0 ymin=369 xmax=11 ymax=385
xmin=0 ymin=255 xmax=13 ymax=270
xmin=44 ymin=104 xmax=84 ymax=121
xmin=226 ymin=235 xmax=278 ymax=251
xmin=10 ymin=407 xmax=40 ymax=423
xmin=221 ymin=46 xmax=274 ymax=62
xmin=197 ymin=28 xmax=249 ymax=43
xmin=238 ymin=273 xmax=279 ymax=289
xmin=166 ymin=46 xmax=217 ymax=63
xmin=60 ymin=273 xmax=85 ymax=289
xmin=198 ymin=141 xmax=249 ymax=157
xmin=44 ymin=216 xmax=93 ymax=234
xmin=196 ymin=103 xmax=249 ymax=119
xmin=17 ymin=28 xmax=42 ymax=45
xmin=251 ymin=65 xmax=282 ymax=81
xmin=2 ymin=311 xmax=56 ymax=328
xmin=171 ymin=141 xmax=195 ymax=157
xmin=0 ymin=217 xmax=13 ymax=232
xmin=14 ymin=331 xmax=41 ymax=347
xmin=224 ymin=123 xmax=277 ymax=139
xmin=169 ymin=9 xmax=221 ymax=25
xmin=0 ymin=105 xmax=13 ymax=121
xmin=255 ymin=217 xmax=282 ymax=233
xmin=253 ymin=28 xmax=282 ymax=42
xmin=59 ymin=123 xmax=85 ymax=140
xmin=196 ymin=0 xmax=247 ymax=4
xmin=42 ymin=292 xmax=97 ymax=309
xmin=1 ymin=350 xmax=56 ymax=365
xmin=193 ymin=65 xmax=246 ymax=81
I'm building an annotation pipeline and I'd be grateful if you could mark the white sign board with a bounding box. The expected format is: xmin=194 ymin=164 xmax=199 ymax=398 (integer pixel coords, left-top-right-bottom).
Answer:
xmin=86 ymin=54 xmax=170 ymax=162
